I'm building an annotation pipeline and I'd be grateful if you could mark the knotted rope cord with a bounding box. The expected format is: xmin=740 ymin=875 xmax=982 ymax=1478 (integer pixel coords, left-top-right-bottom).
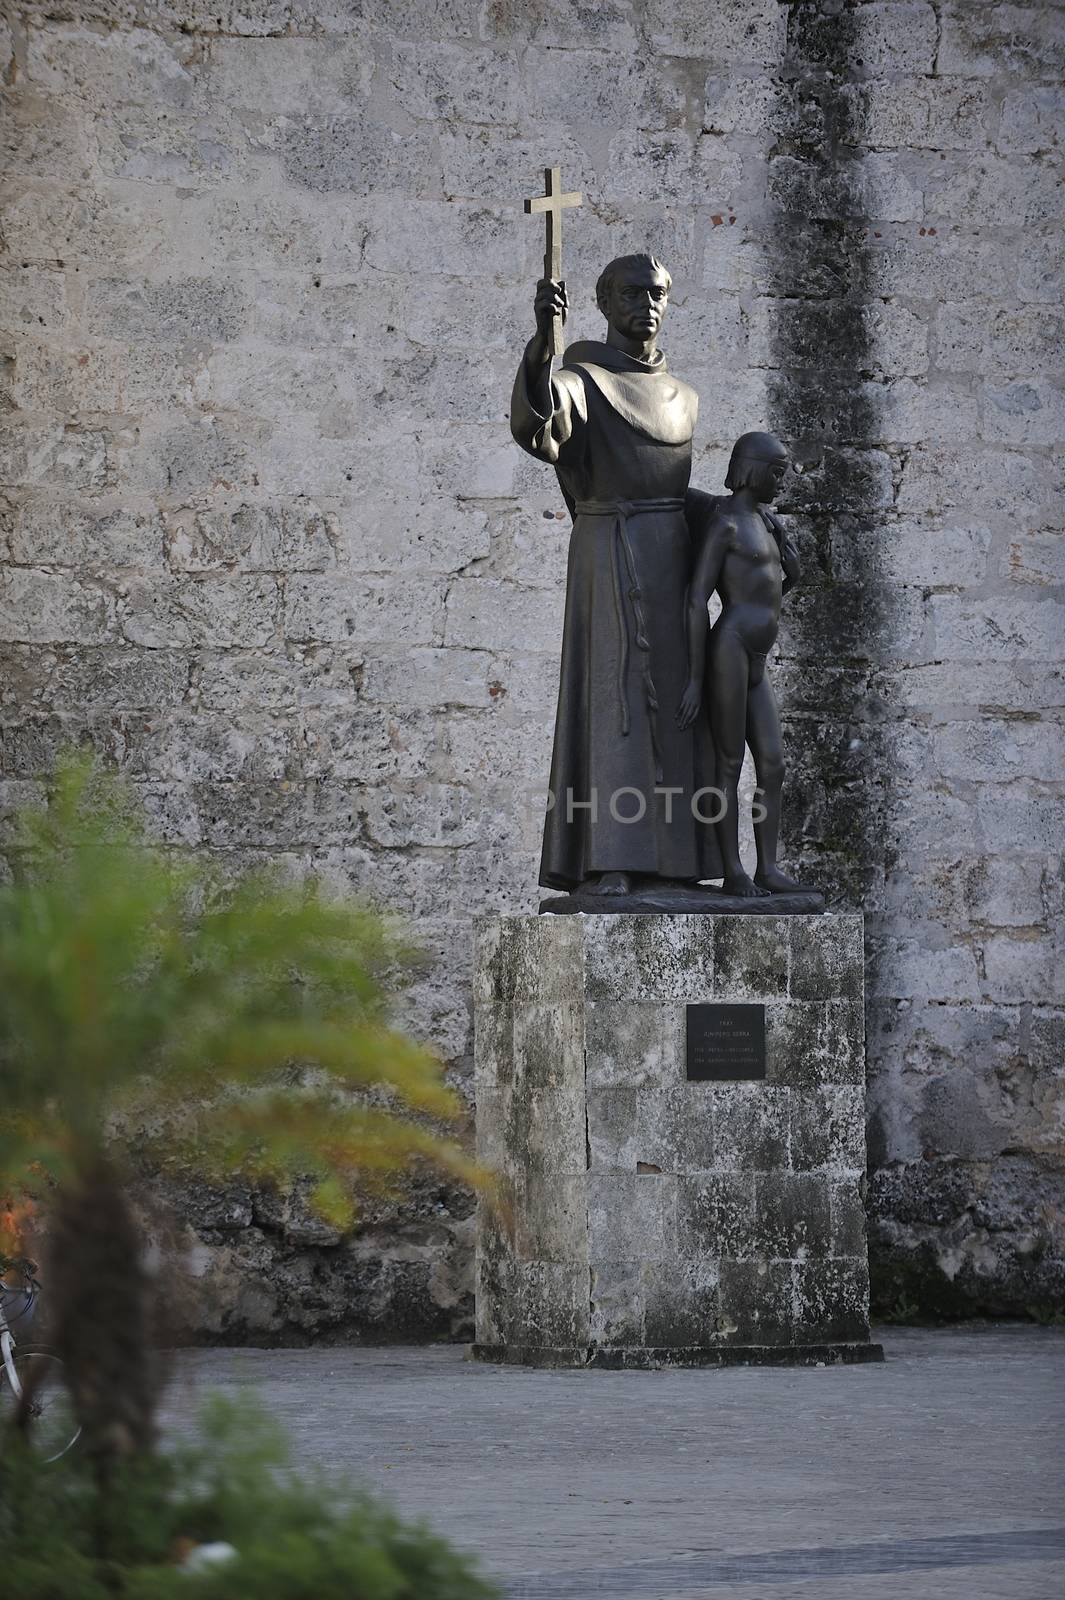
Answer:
xmin=573 ymin=497 xmax=686 ymax=787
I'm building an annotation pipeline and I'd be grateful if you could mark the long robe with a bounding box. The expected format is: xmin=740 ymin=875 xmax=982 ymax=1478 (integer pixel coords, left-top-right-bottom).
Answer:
xmin=512 ymin=339 xmax=722 ymax=891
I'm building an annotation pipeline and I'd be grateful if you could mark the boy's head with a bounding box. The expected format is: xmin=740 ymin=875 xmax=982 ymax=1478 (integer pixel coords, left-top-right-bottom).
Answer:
xmin=725 ymin=431 xmax=789 ymax=504
xmin=596 ymin=254 xmax=672 ymax=345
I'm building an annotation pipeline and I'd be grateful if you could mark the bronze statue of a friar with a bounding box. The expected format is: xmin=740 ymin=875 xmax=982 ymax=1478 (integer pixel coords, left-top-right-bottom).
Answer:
xmin=512 ymin=204 xmax=821 ymax=912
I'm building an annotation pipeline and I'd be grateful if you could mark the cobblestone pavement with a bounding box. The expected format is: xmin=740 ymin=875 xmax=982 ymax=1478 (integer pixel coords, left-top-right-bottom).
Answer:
xmin=163 ymin=1325 xmax=1065 ymax=1600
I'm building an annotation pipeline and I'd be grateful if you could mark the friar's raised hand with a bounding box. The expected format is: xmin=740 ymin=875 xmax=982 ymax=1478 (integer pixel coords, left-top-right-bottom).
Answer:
xmin=676 ymin=677 xmax=702 ymax=730
xmin=533 ymin=277 xmax=569 ymax=342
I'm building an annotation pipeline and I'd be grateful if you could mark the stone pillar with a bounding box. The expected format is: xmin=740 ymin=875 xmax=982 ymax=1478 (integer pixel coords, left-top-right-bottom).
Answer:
xmin=473 ymin=914 xmax=883 ymax=1367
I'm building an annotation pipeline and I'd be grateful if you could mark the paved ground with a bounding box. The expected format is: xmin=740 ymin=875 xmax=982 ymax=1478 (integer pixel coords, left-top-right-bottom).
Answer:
xmin=163 ymin=1325 xmax=1065 ymax=1600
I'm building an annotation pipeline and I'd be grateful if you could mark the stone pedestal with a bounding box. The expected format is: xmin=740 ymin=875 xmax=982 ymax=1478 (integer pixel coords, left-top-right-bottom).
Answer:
xmin=473 ymin=915 xmax=883 ymax=1367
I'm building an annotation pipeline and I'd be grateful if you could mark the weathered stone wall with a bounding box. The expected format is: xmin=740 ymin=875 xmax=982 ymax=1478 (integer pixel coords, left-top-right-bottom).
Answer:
xmin=1 ymin=0 xmax=1061 ymax=1334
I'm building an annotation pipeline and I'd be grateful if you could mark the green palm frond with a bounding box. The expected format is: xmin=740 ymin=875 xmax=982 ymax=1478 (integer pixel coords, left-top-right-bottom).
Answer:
xmin=0 ymin=753 xmax=489 ymax=1221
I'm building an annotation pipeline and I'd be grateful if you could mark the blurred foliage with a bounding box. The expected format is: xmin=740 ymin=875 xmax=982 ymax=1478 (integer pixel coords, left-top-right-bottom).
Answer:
xmin=0 ymin=755 xmax=490 ymax=1476
xmin=0 ymin=753 xmax=484 ymax=1228
xmin=0 ymin=1394 xmax=501 ymax=1599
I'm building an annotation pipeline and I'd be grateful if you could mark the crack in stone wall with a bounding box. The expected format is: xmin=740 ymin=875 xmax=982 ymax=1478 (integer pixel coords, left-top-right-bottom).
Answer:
xmin=1 ymin=0 xmax=1062 ymax=1334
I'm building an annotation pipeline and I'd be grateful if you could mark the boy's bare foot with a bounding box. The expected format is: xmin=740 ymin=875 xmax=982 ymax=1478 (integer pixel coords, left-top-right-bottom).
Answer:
xmin=722 ymin=871 xmax=770 ymax=898
xmin=754 ymin=866 xmax=808 ymax=894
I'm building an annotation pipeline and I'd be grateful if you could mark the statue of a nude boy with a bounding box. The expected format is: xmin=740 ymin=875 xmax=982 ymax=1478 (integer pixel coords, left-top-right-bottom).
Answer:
xmin=678 ymin=431 xmax=811 ymax=899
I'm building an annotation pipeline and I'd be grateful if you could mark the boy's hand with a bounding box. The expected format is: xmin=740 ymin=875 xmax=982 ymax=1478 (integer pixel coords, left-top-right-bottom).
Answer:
xmin=677 ymin=679 xmax=701 ymax=730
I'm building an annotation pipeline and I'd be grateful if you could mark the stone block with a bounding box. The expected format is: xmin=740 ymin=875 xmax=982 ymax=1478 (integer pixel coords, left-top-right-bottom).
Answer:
xmin=931 ymin=595 xmax=1062 ymax=661
xmin=584 ymin=916 xmax=718 ymax=1002
xmin=582 ymin=1001 xmax=680 ymax=1090
xmin=794 ymin=1258 xmax=870 ymax=1344
xmin=178 ymin=189 xmax=374 ymax=274
xmin=713 ymin=916 xmax=789 ymax=998
xmin=279 ymin=113 xmax=424 ymax=198
xmin=643 ymin=1256 xmax=721 ymax=1348
xmin=0 ymin=92 xmax=96 ymax=184
xmin=361 ymin=198 xmax=516 ymax=281
xmin=119 ymin=574 xmax=278 ymax=650
xmin=712 ymin=1082 xmax=790 ymax=1170
xmin=717 ymin=1259 xmax=796 ymax=1346
xmin=898 ymin=447 xmax=1046 ymax=516
xmin=830 ymin=1176 xmax=870 ymax=1257
xmin=589 ymin=1259 xmax=644 ymax=1346
xmin=25 ymin=24 xmax=198 ymax=109
xmin=511 ymin=1261 xmax=590 ymax=1352
xmin=937 ymin=302 xmax=1063 ymax=379
xmin=200 ymin=35 xmax=375 ymax=115
xmin=853 ymin=1 xmax=939 ymax=73
xmin=587 ymin=1086 xmax=695 ymax=1174
xmin=94 ymin=107 xmax=249 ymax=188
xmin=677 ymin=1172 xmax=755 ymax=1258
xmin=0 ymin=569 xmax=112 ymax=644
xmin=361 ymin=647 xmax=492 ymax=711
xmin=792 ymin=1087 xmax=868 ymax=1174
xmin=982 ymin=380 xmax=1065 ymax=447
xmin=166 ymin=501 xmax=335 ymax=575
xmin=1 ymin=183 xmax=170 ymax=267
xmin=752 ymin=298 xmax=928 ymax=377
xmin=1017 ymin=228 xmax=1065 ymax=302
xmin=854 ymin=79 xmax=994 ymax=152
xmin=769 ymin=152 xmax=922 ymax=224
xmin=588 ymin=1173 xmax=677 ymax=1261
xmin=1000 ymin=87 xmax=1065 ymax=155
xmin=439 ymin=126 xmax=596 ymax=208
xmin=389 ymin=41 xmax=521 ymax=125
xmin=513 ymin=1172 xmax=587 ymax=1265
xmin=923 ymin=152 xmax=1065 ymax=227
xmin=754 ymin=1172 xmax=833 ymax=1259
xmin=444 ymin=579 xmax=561 ymax=654
xmin=0 ymin=423 xmax=110 ymax=491
xmin=85 ymin=276 xmax=248 ymax=345
xmin=602 ymin=129 xmax=700 ymax=206
xmin=521 ymin=46 xmax=684 ymax=130
xmin=117 ymin=416 xmax=258 ymax=497
xmin=0 ymin=264 xmax=72 ymax=339
xmin=645 ymin=0 xmax=786 ymax=63
xmin=790 ymin=915 xmax=864 ymax=1000
xmin=473 ymin=914 xmax=583 ymax=1008
xmin=980 ymin=935 xmax=1061 ymax=1007
xmin=476 ymin=915 xmax=878 ymax=1363
xmin=938 ymin=3 xmax=1065 ymax=79
xmin=974 ymin=789 xmax=1065 ymax=854
xmin=283 ymin=574 xmax=443 ymax=647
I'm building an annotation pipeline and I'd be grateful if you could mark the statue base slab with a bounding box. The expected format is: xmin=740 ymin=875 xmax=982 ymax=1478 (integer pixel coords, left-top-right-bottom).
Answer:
xmin=540 ymin=885 xmax=825 ymax=916
xmin=472 ymin=1340 xmax=883 ymax=1368
xmin=474 ymin=913 xmax=882 ymax=1368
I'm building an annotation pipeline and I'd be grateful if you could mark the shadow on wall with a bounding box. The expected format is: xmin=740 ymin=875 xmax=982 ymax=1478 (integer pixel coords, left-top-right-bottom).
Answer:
xmin=766 ymin=0 xmax=888 ymax=912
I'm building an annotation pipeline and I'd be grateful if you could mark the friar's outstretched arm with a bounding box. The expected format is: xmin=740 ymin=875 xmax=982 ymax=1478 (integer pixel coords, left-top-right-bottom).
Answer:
xmin=521 ymin=285 xmax=557 ymax=422
xmin=677 ymin=512 xmax=731 ymax=730
xmin=510 ymin=278 xmax=588 ymax=464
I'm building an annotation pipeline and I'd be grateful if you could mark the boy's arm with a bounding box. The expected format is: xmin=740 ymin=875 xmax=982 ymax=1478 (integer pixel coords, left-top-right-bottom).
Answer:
xmin=762 ymin=508 xmax=800 ymax=595
xmin=677 ymin=515 xmax=730 ymax=728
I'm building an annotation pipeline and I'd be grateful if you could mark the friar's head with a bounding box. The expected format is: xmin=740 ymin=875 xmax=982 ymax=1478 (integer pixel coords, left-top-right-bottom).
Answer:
xmin=725 ymin=431 xmax=789 ymax=504
xmin=596 ymin=254 xmax=672 ymax=349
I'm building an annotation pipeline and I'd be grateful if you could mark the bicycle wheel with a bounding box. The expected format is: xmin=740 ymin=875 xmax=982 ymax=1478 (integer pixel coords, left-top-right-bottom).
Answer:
xmin=1 ymin=1347 xmax=81 ymax=1462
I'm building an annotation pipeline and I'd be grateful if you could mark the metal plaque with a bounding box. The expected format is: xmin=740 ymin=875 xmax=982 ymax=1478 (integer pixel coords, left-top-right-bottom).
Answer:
xmin=686 ymin=1003 xmax=766 ymax=1081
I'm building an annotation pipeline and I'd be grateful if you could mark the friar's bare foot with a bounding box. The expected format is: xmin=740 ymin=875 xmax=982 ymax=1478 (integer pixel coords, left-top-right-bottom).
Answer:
xmin=723 ymin=870 xmax=771 ymax=898
xmin=580 ymin=871 xmax=633 ymax=897
xmin=754 ymin=866 xmax=810 ymax=894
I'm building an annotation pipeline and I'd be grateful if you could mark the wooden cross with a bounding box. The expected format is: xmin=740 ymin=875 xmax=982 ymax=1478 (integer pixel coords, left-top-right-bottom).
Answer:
xmin=524 ymin=166 xmax=582 ymax=357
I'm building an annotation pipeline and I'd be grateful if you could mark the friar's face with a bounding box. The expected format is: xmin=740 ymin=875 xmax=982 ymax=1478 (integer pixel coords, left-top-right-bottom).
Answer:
xmin=602 ymin=264 xmax=670 ymax=344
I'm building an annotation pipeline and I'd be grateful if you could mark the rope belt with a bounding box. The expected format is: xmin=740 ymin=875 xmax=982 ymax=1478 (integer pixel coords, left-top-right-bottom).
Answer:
xmin=573 ymin=497 xmax=686 ymax=786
